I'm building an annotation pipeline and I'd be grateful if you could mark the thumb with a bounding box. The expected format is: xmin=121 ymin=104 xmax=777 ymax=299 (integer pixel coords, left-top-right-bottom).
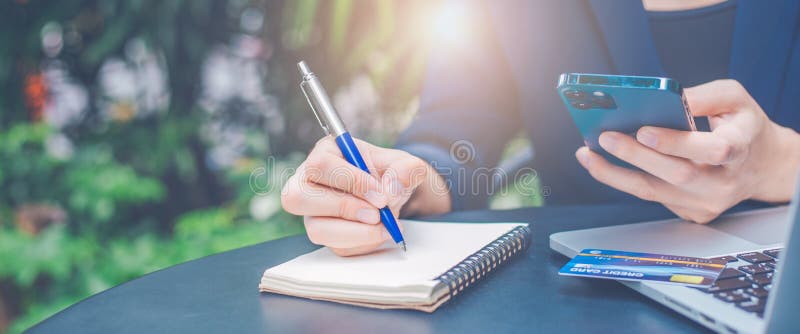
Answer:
xmin=684 ymin=79 xmax=753 ymax=117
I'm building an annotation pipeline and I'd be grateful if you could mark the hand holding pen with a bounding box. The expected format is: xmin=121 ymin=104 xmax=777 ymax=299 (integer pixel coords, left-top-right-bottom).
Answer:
xmin=297 ymin=61 xmax=406 ymax=252
xmin=280 ymin=61 xmax=450 ymax=256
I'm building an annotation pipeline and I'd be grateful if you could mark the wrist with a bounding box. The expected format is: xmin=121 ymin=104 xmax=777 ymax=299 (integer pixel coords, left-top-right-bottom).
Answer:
xmin=752 ymin=123 xmax=800 ymax=203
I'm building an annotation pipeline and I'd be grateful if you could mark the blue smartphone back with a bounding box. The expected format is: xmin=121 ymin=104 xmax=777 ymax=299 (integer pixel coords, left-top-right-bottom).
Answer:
xmin=557 ymin=73 xmax=696 ymax=160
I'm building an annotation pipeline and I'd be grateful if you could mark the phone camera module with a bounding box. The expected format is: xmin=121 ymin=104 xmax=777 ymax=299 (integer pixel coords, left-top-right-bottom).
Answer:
xmin=589 ymin=90 xmax=616 ymax=110
xmin=565 ymin=89 xmax=615 ymax=110
xmin=571 ymin=101 xmax=592 ymax=110
xmin=564 ymin=90 xmax=586 ymax=99
xmin=594 ymin=97 xmax=616 ymax=109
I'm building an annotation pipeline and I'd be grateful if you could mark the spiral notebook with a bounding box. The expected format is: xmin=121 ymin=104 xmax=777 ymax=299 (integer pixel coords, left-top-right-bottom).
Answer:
xmin=259 ymin=220 xmax=531 ymax=312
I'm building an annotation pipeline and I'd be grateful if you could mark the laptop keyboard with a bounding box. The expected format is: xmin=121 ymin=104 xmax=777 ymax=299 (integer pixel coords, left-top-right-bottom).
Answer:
xmin=695 ymin=248 xmax=782 ymax=318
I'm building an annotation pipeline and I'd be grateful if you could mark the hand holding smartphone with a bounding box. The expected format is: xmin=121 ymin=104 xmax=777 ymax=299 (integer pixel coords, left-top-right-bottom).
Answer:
xmin=557 ymin=73 xmax=697 ymax=165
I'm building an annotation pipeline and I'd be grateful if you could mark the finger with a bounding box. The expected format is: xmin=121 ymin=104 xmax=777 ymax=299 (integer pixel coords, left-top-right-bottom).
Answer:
xmin=684 ymin=79 xmax=753 ymax=117
xmin=350 ymin=137 xmax=381 ymax=176
xmin=303 ymin=152 xmax=388 ymax=207
xmin=372 ymin=149 xmax=428 ymax=182
xmin=575 ymin=147 xmax=680 ymax=204
xmin=281 ymin=179 xmax=381 ymax=224
xmin=663 ymin=203 xmax=718 ymax=224
xmin=375 ymin=152 xmax=428 ymax=199
xmin=312 ymin=136 xmax=343 ymax=155
xmin=598 ymin=132 xmax=701 ymax=186
xmin=383 ymin=155 xmax=434 ymax=215
xmin=314 ymin=135 xmax=383 ymax=183
xmin=329 ymin=241 xmax=386 ymax=257
xmin=386 ymin=186 xmax=413 ymax=217
xmin=304 ymin=216 xmax=390 ymax=249
xmin=636 ymin=126 xmax=739 ymax=165
xmin=324 ymin=136 xmax=383 ymax=180
xmin=663 ymin=203 xmax=695 ymax=222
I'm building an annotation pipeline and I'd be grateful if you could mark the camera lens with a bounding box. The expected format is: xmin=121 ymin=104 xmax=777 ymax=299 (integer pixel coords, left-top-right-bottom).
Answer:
xmin=595 ymin=98 xmax=615 ymax=109
xmin=571 ymin=101 xmax=591 ymax=110
xmin=564 ymin=90 xmax=586 ymax=99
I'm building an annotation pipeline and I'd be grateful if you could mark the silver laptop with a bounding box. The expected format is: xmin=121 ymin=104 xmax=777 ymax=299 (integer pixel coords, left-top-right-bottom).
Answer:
xmin=550 ymin=180 xmax=800 ymax=334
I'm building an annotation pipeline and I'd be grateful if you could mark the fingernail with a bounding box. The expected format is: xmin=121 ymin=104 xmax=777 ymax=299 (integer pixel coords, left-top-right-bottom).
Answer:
xmin=380 ymin=229 xmax=392 ymax=240
xmin=599 ymin=133 xmax=618 ymax=151
xmin=637 ymin=128 xmax=658 ymax=148
xmin=356 ymin=208 xmax=379 ymax=224
xmin=576 ymin=148 xmax=591 ymax=168
xmin=364 ymin=190 xmax=386 ymax=207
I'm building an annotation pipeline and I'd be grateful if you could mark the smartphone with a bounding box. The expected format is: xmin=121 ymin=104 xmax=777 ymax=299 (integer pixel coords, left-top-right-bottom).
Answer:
xmin=557 ymin=73 xmax=696 ymax=164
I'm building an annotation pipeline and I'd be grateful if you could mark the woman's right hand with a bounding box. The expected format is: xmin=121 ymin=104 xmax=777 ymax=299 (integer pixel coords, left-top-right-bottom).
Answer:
xmin=281 ymin=137 xmax=451 ymax=256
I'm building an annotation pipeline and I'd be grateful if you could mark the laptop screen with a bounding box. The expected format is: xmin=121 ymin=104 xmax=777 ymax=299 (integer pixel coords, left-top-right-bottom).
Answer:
xmin=764 ymin=172 xmax=800 ymax=333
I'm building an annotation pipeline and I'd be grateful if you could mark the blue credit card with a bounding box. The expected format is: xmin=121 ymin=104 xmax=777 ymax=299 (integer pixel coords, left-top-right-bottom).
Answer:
xmin=559 ymin=249 xmax=726 ymax=287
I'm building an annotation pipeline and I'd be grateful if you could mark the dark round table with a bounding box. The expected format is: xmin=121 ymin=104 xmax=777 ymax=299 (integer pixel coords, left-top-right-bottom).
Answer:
xmin=30 ymin=203 xmax=732 ymax=334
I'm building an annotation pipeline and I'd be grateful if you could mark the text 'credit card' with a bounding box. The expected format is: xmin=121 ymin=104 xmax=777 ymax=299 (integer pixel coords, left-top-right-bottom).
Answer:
xmin=559 ymin=249 xmax=726 ymax=287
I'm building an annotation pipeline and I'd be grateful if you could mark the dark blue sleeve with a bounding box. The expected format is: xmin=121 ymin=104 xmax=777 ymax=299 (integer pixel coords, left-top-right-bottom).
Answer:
xmin=395 ymin=7 xmax=521 ymax=211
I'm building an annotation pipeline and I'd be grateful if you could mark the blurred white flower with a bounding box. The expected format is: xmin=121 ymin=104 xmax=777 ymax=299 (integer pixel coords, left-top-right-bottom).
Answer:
xmin=99 ymin=58 xmax=137 ymax=100
xmin=333 ymin=74 xmax=380 ymax=134
xmin=97 ymin=38 xmax=170 ymax=122
xmin=249 ymin=194 xmax=280 ymax=220
xmin=41 ymin=22 xmax=63 ymax=58
xmin=42 ymin=60 xmax=88 ymax=129
xmin=199 ymin=40 xmax=283 ymax=169
xmin=202 ymin=120 xmax=248 ymax=170
xmin=45 ymin=132 xmax=74 ymax=160
xmin=199 ymin=43 xmax=270 ymax=109
xmin=201 ymin=48 xmax=238 ymax=103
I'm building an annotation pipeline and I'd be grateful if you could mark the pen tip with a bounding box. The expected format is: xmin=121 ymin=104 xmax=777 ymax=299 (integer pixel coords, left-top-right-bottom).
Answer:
xmin=399 ymin=241 xmax=407 ymax=252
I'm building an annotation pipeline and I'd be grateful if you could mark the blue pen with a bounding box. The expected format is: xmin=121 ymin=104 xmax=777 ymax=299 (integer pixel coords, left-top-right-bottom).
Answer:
xmin=298 ymin=61 xmax=407 ymax=252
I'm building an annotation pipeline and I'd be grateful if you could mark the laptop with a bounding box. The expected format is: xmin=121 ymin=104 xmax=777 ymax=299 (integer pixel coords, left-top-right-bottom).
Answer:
xmin=550 ymin=179 xmax=800 ymax=334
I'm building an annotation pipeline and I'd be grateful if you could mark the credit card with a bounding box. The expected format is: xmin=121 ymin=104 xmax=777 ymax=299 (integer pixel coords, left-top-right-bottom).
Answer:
xmin=559 ymin=249 xmax=726 ymax=287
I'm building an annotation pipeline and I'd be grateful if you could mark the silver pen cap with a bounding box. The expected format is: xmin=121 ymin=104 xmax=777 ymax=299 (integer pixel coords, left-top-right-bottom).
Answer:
xmin=298 ymin=61 xmax=347 ymax=136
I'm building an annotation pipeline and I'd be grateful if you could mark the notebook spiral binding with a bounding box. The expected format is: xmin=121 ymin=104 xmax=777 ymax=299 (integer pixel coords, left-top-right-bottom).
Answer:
xmin=435 ymin=225 xmax=531 ymax=300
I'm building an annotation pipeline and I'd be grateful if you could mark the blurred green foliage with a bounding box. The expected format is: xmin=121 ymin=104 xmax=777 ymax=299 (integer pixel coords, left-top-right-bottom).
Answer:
xmin=0 ymin=0 xmax=539 ymax=332
xmin=0 ymin=0 xmax=439 ymax=332
xmin=0 ymin=122 xmax=305 ymax=332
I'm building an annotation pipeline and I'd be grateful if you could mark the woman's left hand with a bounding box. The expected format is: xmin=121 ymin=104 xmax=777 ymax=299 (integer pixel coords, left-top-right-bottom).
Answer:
xmin=576 ymin=79 xmax=800 ymax=223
